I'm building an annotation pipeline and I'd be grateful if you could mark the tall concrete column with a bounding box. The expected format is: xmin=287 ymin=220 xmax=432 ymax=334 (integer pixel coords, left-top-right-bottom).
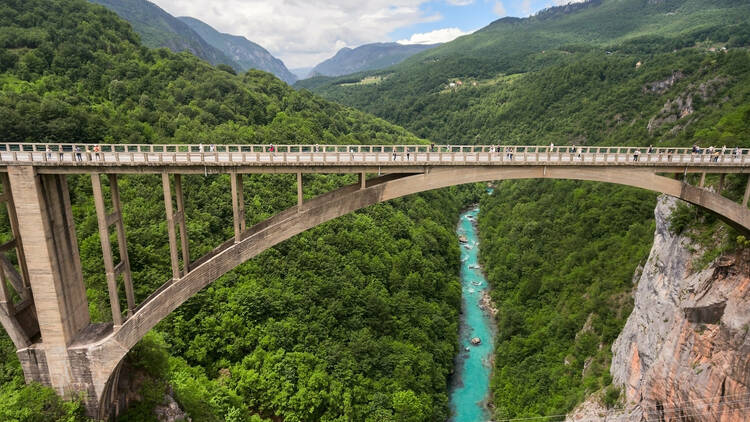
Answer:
xmin=7 ymin=166 xmax=90 ymax=393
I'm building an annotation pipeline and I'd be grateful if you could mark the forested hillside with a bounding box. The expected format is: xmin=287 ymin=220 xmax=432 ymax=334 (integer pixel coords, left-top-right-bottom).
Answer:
xmin=299 ymin=0 xmax=750 ymax=419
xmin=298 ymin=0 xmax=750 ymax=146
xmin=88 ymin=0 xmax=235 ymax=69
xmin=0 ymin=0 xmax=481 ymax=421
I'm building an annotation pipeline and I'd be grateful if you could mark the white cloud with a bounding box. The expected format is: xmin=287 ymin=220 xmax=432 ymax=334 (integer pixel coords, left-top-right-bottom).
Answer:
xmin=149 ymin=0 xmax=442 ymax=68
xmin=445 ymin=0 xmax=474 ymax=5
xmin=493 ymin=1 xmax=506 ymax=16
xmin=397 ymin=27 xmax=474 ymax=44
xmin=521 ymin=0 xmax=532 ymax=15
xmin=550 ymin=0 xmax=588 ymax=5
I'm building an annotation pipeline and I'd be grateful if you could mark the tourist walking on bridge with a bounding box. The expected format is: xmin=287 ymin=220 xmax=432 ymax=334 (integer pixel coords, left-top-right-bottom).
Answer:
xmin=633 ymin=149 xmax=640 ymax=162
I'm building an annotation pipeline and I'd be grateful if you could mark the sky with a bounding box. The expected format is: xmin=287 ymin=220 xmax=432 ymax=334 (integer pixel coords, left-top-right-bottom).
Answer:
xmin=149 ymin=0 xmax=584 ymax=69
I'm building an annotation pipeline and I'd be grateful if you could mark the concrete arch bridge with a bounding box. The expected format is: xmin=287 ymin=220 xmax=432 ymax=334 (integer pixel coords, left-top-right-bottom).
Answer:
xmin=0 ymin=142 xmax=748 ymax=419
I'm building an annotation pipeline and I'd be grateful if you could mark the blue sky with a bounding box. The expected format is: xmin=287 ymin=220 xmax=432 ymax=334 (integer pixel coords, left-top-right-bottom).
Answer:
xmin=390 ymin=0 xmax=571 ymax=43
xmin=151 ymin=0 xmax=582 ymax=68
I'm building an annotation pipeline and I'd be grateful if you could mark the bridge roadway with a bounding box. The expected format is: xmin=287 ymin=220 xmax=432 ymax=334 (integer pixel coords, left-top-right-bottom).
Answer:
xmin=0 ymin=142 xmax=749 ymax=419
xmin=1 ymin=143 xmax=749 ymax=172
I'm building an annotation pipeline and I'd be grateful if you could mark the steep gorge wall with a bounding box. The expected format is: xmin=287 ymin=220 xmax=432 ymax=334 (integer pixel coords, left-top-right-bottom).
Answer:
xmin=570 ymin=196 xmax=750 ymax=421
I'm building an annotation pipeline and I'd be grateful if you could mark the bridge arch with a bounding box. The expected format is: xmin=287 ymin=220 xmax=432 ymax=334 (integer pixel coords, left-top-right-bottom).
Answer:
xmin=69 ymin=165 xmax=750 ymax=417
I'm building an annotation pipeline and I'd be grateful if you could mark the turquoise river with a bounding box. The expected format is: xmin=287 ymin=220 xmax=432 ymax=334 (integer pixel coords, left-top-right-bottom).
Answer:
xmin=449 ymin=206 xmax=496 ymax=421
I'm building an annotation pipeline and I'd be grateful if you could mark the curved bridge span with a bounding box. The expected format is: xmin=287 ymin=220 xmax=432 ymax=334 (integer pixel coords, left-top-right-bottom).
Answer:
xmin=0 ymin=143 xmax=748 ymax=419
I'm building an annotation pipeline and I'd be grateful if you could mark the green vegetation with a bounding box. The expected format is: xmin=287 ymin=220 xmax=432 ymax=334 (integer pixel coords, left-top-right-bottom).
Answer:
xmin=2 ymin=0 xmax=750 ymax=420
xmin=298 ymin=0 xmax=750 ymax=419
xmin=479 ymin=181 xmax=655 ymax=418
xmin=0 ymin=335 xmax=89 ymax=421
xmin=0 ymin=0 xmax=483 ymax=420
xmin=87 ymin=0 xmax=235 ymax=69
xmin=298 ymin=0 xmax=750 ymax=148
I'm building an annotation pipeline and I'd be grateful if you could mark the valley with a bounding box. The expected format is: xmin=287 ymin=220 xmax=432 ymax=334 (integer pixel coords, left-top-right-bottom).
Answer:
xmin=1 ymin=0 xmax=750 ymax=421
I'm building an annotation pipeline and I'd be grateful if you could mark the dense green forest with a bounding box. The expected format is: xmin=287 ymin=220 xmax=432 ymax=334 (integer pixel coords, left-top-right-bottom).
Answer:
xmin=478 ymin=181 xmax=656 ymax=418
xmin=3 ymin=0 xmax=750 ymax=420
xmin=0 ymin=0 xmax=484 ymax=421
xmin=299 ymin=0 xmax=750 ymax=418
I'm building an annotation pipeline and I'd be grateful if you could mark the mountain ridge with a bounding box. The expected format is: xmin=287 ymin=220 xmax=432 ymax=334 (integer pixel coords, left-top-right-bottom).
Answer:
xmin=309 ymin=42 xmax=439 ymax=78
xmin=178 ymin=16 xmax=297 ymax=84
xmin=88 ymin=0 xmax=234 ymax=68
xmin=88 ymin=0 xmax=296 ymax=83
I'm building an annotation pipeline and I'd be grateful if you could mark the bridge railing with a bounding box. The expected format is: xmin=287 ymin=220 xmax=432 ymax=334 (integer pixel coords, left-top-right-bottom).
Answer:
xmin=0 ymin=143 xmax=747 ymax=165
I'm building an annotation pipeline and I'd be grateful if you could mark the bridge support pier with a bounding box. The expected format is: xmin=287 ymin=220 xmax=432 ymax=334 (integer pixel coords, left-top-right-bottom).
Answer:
xmin=1 ymin=167 xmax=131 ymax=420
xmin=91 ymin=174 xmax=134 ymax=326
xmin=6 ymin=166 xmax=92 ymax=397
xmin=297 ymin=172 xmax=303 ymax=208
xmin=162 ymin=174 xmax=190 ymax=280
xmin=230 ymin=173 xmax=246 ymax=242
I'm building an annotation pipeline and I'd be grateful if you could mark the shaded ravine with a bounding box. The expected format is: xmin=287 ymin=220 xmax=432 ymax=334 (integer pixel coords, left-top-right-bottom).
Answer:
xmin=449 ymin=206 xmax=496 ymax=421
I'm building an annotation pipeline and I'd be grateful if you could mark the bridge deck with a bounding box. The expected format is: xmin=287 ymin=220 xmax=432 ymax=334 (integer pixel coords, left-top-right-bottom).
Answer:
xmin=0 ymin=143 xmax=748 ymax=173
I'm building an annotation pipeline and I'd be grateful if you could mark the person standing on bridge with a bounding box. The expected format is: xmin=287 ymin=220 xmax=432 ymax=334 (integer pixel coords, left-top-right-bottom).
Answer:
xmin=633 ymin=149 xmax=640 ymax=162
xmin=93 ymin=144 xmax=101 ymax=161
xmin=406 ymin=149 xmax=410 ymax=161
xmin=75 ymin=146 xmax=82 ymax=161
xmin=393 ymin=150 xmax=397 ymax=161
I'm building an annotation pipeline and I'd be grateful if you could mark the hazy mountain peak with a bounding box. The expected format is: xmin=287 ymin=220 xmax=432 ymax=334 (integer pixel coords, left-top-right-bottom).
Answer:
xmin=178 ymin=16 xmax=296 ymax=84
xmin=309 ymin=42 xmax=440 ymax=78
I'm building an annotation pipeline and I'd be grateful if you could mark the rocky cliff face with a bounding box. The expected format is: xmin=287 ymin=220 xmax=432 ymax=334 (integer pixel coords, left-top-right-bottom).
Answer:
xmin=569 ymin=195 xmax=750 ymax=421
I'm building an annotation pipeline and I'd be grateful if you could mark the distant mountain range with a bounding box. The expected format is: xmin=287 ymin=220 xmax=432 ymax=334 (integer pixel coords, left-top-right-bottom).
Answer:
xmin=178 ymin=17 xmax=296 ymax=84
xmin=88 ymin=0 xmax=296 ymax=83
xmin=290 ymin=67 xmax=315 ymax=80
xmin=309 ymin=42 xmax=440 ymax=78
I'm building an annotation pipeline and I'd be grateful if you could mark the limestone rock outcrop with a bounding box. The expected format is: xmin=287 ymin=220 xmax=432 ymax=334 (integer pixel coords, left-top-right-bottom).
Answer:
xmin=608 ymin=195 xmax=750 ymax=421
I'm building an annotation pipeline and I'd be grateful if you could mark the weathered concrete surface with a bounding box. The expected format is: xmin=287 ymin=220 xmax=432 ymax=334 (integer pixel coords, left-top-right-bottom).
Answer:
xmin=7 ymin=167 xmax=90 ymax=393
xmin=609 ymin=196 xmax=750 ymax=421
